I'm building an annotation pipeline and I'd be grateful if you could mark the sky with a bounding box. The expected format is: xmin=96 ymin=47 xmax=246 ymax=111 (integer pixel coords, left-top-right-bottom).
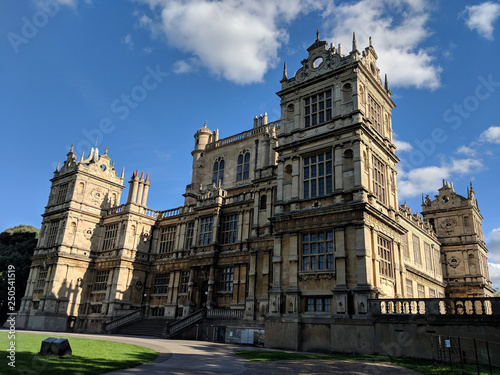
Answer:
xmin=1 ymin=0 xmax=500 ymax=287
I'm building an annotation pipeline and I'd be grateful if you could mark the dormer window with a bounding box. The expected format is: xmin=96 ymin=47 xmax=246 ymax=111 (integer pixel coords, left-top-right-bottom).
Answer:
xmin=304 ymin=89 xmax=332 ymax=128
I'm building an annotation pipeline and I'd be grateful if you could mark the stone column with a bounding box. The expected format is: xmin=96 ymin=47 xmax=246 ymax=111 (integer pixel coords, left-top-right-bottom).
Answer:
xmin=212 ymin=208 xmax=221 ymax=245
xmin=291 ymin=157 xmax=300 ymax=200
xmin=353 ymin=225 xmax=376 ymax=317
xmin=285 ymin=233 xmax=300 ymax=315
xmin=269 ymin=235 xmax=283 ymax=315
xmin=334 ymin=146 xmax=343 ymax=191
xmin=252 ymin=192 xmax=260 ymax=237
xmin=185 ymin=269 xmax=196 ymax=315
xmin=207 ymin=266 xmax=216 ymax=309
xmin=353 ymin=140 xmax=362 ymax=187
xmin=237 ymin=211 xmax=244 ymax=242
xmin=332 ymin=229 xmax=349 ymax=316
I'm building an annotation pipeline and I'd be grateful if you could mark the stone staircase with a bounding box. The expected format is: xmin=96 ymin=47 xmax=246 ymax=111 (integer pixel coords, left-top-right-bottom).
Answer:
xmin=113 ymin=317 xmax=169 ymax=337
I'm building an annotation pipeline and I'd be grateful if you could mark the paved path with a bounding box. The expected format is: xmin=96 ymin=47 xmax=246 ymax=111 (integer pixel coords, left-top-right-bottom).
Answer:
xmin=17 ymin=330 xmax=422 ymax=374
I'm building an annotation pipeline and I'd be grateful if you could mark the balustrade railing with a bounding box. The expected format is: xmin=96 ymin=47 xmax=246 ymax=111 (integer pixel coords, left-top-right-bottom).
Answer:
xmin=106 ymin=205 xmax=125 ymax=215
xmin=207 ymin=309 xmax=244 ymax=319
xmin=205 ymin=120 xmax=281 ymax=150
xmin=370 ymin=297 xmax=499 ymax=317
xmin=166 ymin=308 xmax=207 ymax=337
xmin=102 ymin=309 xmax=142 ymax=332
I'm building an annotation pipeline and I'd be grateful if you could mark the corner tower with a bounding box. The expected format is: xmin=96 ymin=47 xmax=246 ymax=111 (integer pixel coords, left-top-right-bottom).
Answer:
xmin=270 ymin=32 xmax=401 ymax=321
xmin=421 ymin=181 xmax=494 ymax=297
xmin=18 ymin=146 xmax=124 ymax=331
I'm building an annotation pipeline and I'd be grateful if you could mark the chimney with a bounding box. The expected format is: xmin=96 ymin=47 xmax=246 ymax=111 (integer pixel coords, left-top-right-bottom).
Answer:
xmin=137 ymin=171 xmax=145 ymax=205
xmin=142 ymin=173 xmax=150 ymax=207
xmin=127 ymin=171 xmax=139 ymax=203
xmin=263 ymin=112 xmax=268 ymax=125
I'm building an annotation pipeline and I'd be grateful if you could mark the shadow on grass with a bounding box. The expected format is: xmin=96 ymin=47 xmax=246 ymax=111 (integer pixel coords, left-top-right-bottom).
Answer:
xmin=9 ymin=350 xmax=159 ymax=375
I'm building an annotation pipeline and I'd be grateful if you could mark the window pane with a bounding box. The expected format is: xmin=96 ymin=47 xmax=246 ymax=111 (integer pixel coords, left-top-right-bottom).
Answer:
xmin=310 ymin=256 xmax=317 ymax=269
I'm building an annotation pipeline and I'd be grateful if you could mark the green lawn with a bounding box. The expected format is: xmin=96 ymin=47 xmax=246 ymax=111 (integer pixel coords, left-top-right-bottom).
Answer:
xmin=236 ymin=350 xmax=500 ymax=375
xmin=1 ymin=332 xmax=159 ymax=375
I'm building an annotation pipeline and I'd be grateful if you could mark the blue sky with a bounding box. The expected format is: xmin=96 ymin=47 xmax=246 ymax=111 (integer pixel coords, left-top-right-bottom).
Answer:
xmin=1 ymin=0 xmax=500 ymax=286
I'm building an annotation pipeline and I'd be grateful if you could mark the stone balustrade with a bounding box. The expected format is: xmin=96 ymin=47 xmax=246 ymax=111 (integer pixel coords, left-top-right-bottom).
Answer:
xmin=103 ymin=309 xmax=142 ymax=332
xmin=205 ymin=120 xmax=281 ymax=150
xmin=207 ymin=308 xmax=244 ymax=319
xmin=166 ymin=308 xmax=207 ymax=337
xmin=370 ymin=297 xmax=499 ymax=317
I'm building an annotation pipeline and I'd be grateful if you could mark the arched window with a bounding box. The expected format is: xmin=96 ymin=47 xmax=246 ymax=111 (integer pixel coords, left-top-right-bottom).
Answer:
xmin=212 ymin=157 xmax=224 ymax=186
xmin=236 ymin=151 xmax=250 ymax=181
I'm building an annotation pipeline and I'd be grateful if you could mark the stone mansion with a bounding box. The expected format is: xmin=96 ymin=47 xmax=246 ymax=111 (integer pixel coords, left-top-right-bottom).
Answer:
xmin=18 ymin=33 xmax=493 ymax=340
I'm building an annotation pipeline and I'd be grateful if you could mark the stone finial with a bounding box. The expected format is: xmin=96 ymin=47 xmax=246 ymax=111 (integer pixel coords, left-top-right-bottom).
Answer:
xmin=121 ymin=167 xmax=125 ymax=179
xmin=56 ymin=160 xmax=60 ymax=172
xmin=369 ymin=36 xmax=372 ymax=47
xmin=80 ymin=150 xmax=85 ymax=162
xmin=352 ymin=32 xmax=357 ymax=52
xmin=70 ymin=144 xmax=74 ymax=152
xmin=316 ymin=29 xmax=320 ymax=41
xmin=105 ymin=146 xmax=108 ymax=155
xmin=385 ymin=74 xmax=389 ymax=91
xmin=282 ymin=61 xmax=287 ymax=80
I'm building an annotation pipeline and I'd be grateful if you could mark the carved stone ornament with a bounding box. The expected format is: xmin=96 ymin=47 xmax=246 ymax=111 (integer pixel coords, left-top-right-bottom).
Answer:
xmin=83 ymin=228 xmax=93 ymax=240
xmin=135 ymin=280 xmax=143 ymax=290
xmin=440 ymin=218 xmax=457 ymax=233
xmin=298 ymin=272 xmax=335 ymax=281
xmin=448 ymin=256 xmax=461 ymax=269
xmin=90 ymin=188 xmax=104 ymax=202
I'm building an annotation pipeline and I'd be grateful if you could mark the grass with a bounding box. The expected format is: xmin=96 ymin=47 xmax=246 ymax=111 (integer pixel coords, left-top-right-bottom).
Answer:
xmin=236 ymin=350 xmax=500 ymax=375
xmin=1 ymin=331 xmax=159 ymax=375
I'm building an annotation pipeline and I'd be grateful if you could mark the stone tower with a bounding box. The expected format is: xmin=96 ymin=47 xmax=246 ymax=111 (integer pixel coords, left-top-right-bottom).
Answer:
xmin=270 ymin=32 xmax=400 ymax=320
xmin=18 ymin=146 xmax=124 ymax=331
xmin=421 ymin=181 xmax=493 ymax=297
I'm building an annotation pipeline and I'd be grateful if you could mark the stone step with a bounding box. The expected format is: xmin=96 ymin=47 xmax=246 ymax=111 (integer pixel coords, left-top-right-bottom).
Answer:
xmin=113 ymin=318 xmax=169 ymax=337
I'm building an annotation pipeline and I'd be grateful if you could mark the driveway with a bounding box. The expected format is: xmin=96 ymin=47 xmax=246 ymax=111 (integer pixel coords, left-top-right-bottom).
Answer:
xmin=18 ymin=330 xmax=422 ymax=374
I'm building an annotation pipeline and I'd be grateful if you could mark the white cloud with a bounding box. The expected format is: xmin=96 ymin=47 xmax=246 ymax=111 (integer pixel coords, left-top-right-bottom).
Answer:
xmin=456 ymin=145 xmax=476 ymax=157
xmin=398 ymin=158 xmax=483 ymax=198
xmin=486 ymin=228 xmax=500 ymax=287
xmin=322 ymin=0 xmax=441 ymax=90
xmin=486 ymin=228 xmax=500 ymax=264
xmin=393 ymin=134 xmax=413 ymax=152
xmin=173 ymin=59 xmax=198 ymax=74
xmin=479 ymin=126 xmax=500 ymax=144
xmin=122 ymin=34 xmax=134 ymax=49
xmin=136 ymin=0 xmax=326 ymax=84
xmin=463 ymin=2 xmax=500 ymax=40
xmin=489 ymin=263 xmax=500 ymax=288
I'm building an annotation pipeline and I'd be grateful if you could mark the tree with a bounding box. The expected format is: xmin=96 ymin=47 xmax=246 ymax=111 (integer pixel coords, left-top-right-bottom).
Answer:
xmin=494 ymin=288 xmax=500 ymax=297
xmin=0 ymin=225 xmax=39 ymax=324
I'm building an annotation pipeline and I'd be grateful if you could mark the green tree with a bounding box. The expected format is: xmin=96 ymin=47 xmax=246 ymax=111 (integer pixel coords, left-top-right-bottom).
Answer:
xmin=0 ymin=225 xmax=39 ymax=324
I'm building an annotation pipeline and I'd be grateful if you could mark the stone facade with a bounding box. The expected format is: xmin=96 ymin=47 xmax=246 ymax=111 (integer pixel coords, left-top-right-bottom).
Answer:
xmin=18 ymin=34 xmax=493 ymax=336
